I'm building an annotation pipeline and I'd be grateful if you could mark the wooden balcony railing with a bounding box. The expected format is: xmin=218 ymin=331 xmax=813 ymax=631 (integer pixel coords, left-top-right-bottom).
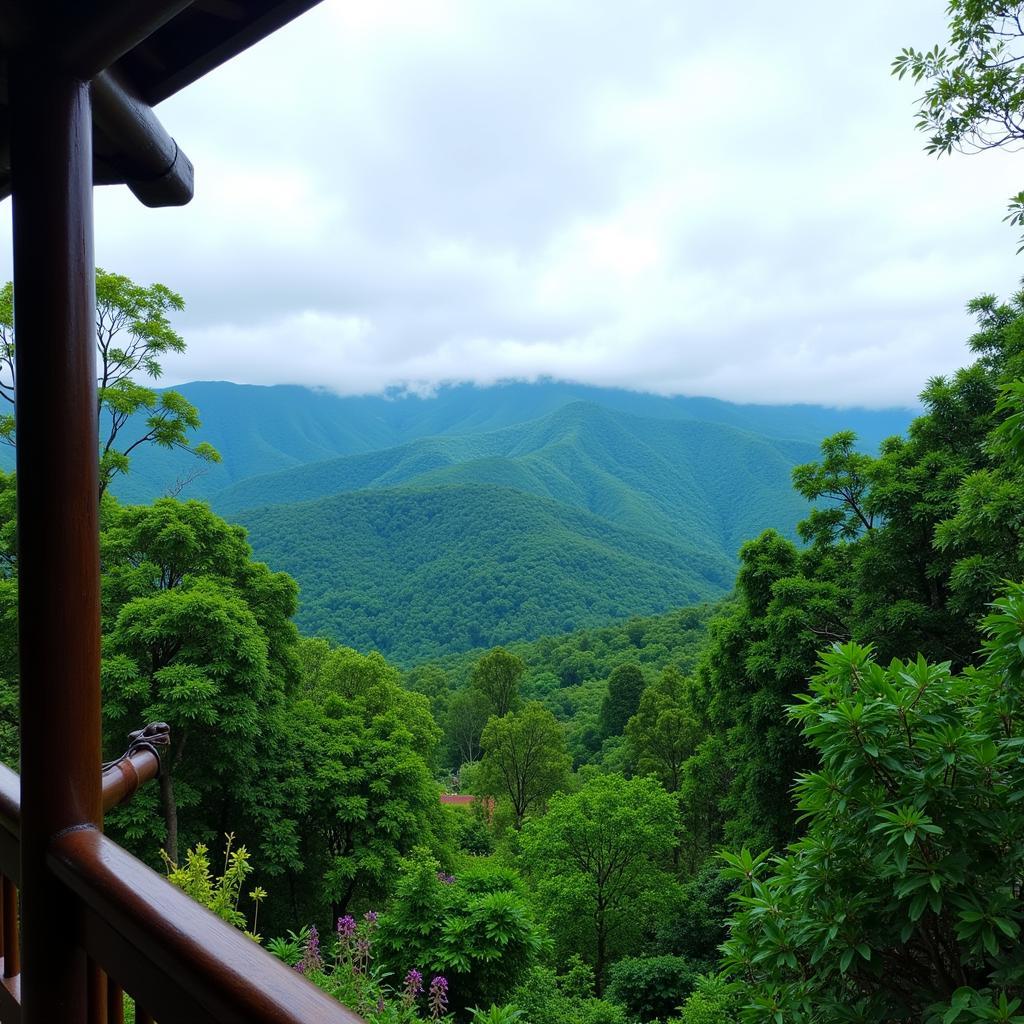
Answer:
xmin=0 ymin=732 xmax=365 ymax=1024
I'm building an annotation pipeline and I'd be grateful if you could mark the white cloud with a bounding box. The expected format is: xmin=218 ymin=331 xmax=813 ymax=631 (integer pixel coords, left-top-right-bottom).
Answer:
xmin=0 ymin=0 xmax=1018 ymax=407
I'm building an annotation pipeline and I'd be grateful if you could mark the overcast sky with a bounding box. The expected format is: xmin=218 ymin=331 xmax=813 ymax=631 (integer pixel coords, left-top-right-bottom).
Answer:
xmin=5 ymin=0 xmax=1023 ymax=408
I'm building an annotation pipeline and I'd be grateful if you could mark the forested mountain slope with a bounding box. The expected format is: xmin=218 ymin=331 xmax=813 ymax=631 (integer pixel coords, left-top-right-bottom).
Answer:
xmin=64 ymin=379 xmax=913 ymax=659
xmin=215 ymin=402 xmax=818 ymax=556
xmin=233 ymin=483 xmax=735 ymax=662
xmin=98 ymin=380 xmax=913 ymax=504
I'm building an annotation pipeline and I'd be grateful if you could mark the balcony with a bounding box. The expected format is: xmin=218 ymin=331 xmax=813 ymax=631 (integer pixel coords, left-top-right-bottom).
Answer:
xmin=0 ymin=730 xmax=366 ymax=1024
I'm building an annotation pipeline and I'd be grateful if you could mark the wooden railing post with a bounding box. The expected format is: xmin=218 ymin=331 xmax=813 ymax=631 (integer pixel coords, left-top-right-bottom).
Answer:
xmin=10 ymin=57 xmax=102 ymax=1024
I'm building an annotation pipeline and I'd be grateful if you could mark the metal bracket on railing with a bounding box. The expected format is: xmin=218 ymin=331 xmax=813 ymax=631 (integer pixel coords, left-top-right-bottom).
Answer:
xmin=103 ymin=721 xmax=170 ymax=776
xmin=101 ymin=722 xmax=171 ymax=812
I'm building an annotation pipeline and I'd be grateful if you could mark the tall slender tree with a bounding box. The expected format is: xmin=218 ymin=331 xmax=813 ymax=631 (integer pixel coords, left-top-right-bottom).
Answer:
xmin=0 ymin=270 xmax=218 ymax=496
xmin=477 ymin=702 xmax=570 ymax=827
xmin=470 ymin=647 xmax=525 ymax=717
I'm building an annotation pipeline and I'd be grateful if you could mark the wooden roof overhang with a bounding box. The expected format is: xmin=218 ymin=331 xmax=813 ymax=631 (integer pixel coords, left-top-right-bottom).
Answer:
xmin=0 ymin=0 xmax=323 ymax=206
xmin=0 ymin=4 xmax=370 ymax=1024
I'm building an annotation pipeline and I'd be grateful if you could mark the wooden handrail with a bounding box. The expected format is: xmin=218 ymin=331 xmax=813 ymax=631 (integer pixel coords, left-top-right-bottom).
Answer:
xmin=0 ymin=741 xmax=165 ymax=883
xmin=50 ymin=827 xmax=365 ymax=1024
xmin=0 ymin=747 xmax=367 ymax=1024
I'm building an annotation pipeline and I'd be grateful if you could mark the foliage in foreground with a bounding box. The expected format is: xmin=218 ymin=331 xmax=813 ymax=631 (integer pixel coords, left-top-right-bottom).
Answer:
xmin=721 ymin=583 xmax=1024 ymax=1023
xmin=374 ymin=851 xmax=546 ymax=1016
xmin=280 ymin=912 xmax=455 ymax=1023
xmin=162 ymin=833 xmax=266 ymax=940
xmin=685 ymin=283 xmax=1024 ymax=858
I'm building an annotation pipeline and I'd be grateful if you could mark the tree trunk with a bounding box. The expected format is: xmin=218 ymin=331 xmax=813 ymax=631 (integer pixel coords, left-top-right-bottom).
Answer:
xmin=331 ymin=876 xmax=359 ymax=925
xmin=594 ymin=906 xmax=606 ymax=996
xmin=160 ymin=768 xmax=178 ymax=865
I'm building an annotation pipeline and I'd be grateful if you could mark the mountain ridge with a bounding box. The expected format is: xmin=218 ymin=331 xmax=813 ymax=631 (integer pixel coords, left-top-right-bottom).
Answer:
xmin=212 ymin=400 xmax=821 ymax=556
xmin=92 ymin=379 xmax=913 ymax=504
xmin=25 ymin=378 xmax=914 ymax=659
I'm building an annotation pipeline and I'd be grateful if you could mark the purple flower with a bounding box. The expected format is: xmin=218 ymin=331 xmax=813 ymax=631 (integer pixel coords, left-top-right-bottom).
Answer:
xmin=337 ymin=915 xmax=357 ymax=939
xmin=292 ymin=961 xmax=306 ymax=974
xmin=429 ymin=975 xmax=449 ymax=1019
xmin=298 ymin=924 xmax=323 ymax=973
xmin=352 ymin=935 xmax=372 ymax=975
xmin=363 ymin=910 xmax=379 ymax=925
xmin=402 ymin=968 xmax=424 ymax=1007
xmin=436 ymin=871 xmax=456 ymax=885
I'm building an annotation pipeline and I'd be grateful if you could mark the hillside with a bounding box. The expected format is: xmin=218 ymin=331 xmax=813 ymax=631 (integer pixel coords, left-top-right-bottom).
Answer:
xmin=234 ymin=483 xmax=736 ymax=663
xmin=95 ymin=380 xmax=913 ymax=504
xmin=406 ymin=600 xmax=723 ymax=768
xmin=215 ymin=402 xmax=819 ymax=556
xmin=410 ymin=601 xmax=721 ymax=697
xmin=48 ymin=379 xmax=915 ymax=660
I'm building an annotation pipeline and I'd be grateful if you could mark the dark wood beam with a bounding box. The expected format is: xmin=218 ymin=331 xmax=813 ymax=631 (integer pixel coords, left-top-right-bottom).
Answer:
xmin=193 ymin=0 xmax=246 ymax=19
xmin=91 ymin=68 xmax=193 ymax=207
xmin=0 ymin=70 xmax=194 ymax=208
xmin=133 ymin=0 xmax=323 ymax=105
xmin=57 ymin=1 xmax=197 ymax=81
xmin=0 ymin=8 xmax=32 ymax=53
xmin=10 ymin=57 xmax=102 ymax=1024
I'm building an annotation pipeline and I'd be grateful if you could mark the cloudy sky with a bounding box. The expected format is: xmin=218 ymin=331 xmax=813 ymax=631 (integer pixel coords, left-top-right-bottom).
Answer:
xmin=5 ymin=0 xmax=1023 ymax=408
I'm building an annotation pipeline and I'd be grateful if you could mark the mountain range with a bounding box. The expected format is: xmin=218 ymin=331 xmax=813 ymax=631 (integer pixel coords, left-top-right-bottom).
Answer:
xmin=23 ymin=380 xmax=917 ymax=661
xmin=102 ymin=380 xmax=914 ymax=505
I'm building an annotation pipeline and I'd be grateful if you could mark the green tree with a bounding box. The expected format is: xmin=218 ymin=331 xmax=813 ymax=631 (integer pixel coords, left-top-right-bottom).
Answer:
xmin=893 ymin=2 xmax=1024 ymax=249
xmin=625 ymin=667 xmax=700 ymax=793
xmin=598 ymin=663 xmax=645 ymax=739
xmin=690 ymin=531 xmax=848 ymax=851
xmin=477 ymin=702 xmax=570 ymax=828
xmin=404 ymin=663 xmax=452 ymax=723
xmin=521 ymin=773 xmax=677 ymax=994
xmin=0 ymin=270 xmax=219 ymax=496
xmin=672 ymin=284 xmax=1024 ymax=867
xmin=721 ymin=584 xmax=1024 ymax=1023
xmin=471 ymin=647 xmax=525 ymax=717
xmin=791 ymin=288 xmax=1024 ymax=668
xmin=277 ymin=640 xmax=442 ymax=922
xmin=446 ymin=687 xmax=493 ymax=767
xmin=101 ymin=498 xmax=299 ymax=864
xmin=791 ymin=430 xmax=875 ymax=547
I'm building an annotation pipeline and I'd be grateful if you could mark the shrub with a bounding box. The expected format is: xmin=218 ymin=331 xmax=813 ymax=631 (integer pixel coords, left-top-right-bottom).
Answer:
xmin=452 ymin=810 xmax=494 ymax=856
xmin=377 ymin=851 xmax=545 ymax=1015
xmin=162 ymin=833 xmax=266 ymax=939
xmin=721 ymin=585 xmax=1024 ymax=1022
xmin=653 ymin=863 xmax=733 ymax=962
xmin=605 ymin=955 xmax=703 ymax=1022
xmin=671 ymin=975 xmax=742 ymax=1024
xmin=508 ymin=965 xmax=627 ymax=1024
xmin=467 ymin=1007 xmax=523 ymax=1024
